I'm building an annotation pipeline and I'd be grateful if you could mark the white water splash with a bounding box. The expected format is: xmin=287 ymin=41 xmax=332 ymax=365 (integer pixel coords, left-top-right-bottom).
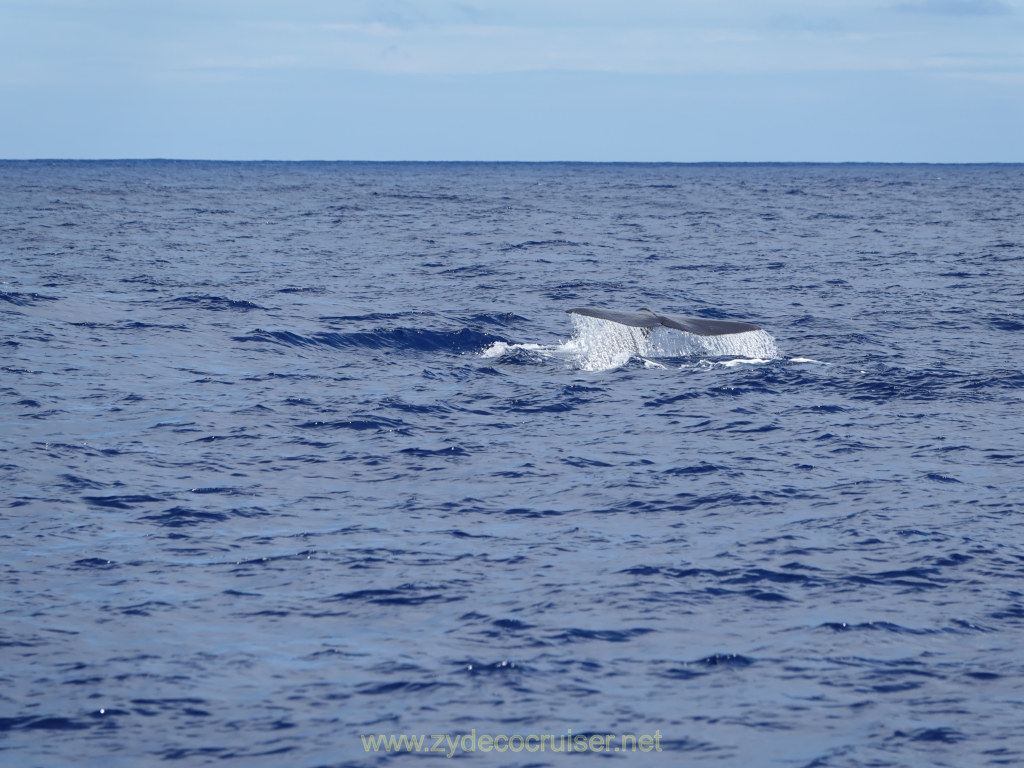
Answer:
xmin=560 ymin=317 xmax=650 ymax=371
xmin=480 ymin=341 xmax=543 ymax=358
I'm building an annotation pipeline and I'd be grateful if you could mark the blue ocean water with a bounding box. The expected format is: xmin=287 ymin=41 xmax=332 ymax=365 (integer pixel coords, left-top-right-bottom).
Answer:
xmin=2 ymin=160 xmax=1023 ymax=767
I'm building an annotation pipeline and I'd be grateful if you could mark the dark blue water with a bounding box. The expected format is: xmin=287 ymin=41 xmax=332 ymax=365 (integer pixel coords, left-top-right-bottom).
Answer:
xmin=2 ymin=161 xmax=1023 ymax=767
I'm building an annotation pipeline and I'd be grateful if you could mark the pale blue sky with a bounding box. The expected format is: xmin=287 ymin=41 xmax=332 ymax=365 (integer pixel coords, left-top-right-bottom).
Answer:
xmin=2 ymin=0 xmax=1022 ymax=161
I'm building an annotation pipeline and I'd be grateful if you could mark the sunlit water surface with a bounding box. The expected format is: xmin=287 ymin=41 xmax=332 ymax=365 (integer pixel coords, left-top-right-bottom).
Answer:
xmin=2 ymin=161 xmax=1023 ymax=767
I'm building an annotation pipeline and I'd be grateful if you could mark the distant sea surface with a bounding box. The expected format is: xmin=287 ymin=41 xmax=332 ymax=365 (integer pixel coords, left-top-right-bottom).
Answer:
xmin=2 ymin=161 xmax=1023 ymax=767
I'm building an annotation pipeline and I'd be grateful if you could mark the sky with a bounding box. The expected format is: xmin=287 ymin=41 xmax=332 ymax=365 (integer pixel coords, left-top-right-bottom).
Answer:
xmin=1 ymin=0 xmax=1022 ymax=161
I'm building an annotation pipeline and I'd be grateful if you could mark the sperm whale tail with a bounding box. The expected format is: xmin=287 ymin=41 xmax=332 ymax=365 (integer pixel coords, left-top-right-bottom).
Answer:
xmin=567 ymin=308 xmax=760 ymax=337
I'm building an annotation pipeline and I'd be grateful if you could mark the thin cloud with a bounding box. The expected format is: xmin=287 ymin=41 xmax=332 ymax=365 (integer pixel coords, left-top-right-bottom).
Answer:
xmin=894 ymin=0 xmax=1014 ymax=16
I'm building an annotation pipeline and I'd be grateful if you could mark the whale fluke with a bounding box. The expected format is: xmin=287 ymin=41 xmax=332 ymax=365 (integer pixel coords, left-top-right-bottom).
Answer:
xmin=567 ymin=307 xmax=760 ymax=337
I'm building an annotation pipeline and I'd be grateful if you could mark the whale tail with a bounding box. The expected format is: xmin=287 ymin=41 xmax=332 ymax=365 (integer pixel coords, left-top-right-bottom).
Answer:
xmin=567 ymin=308 xmax=760 ymax=337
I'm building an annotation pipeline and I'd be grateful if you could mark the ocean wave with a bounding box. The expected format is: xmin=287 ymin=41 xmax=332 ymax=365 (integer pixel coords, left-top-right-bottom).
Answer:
xmin=167 ymin=294 xmax=266 ymax=312
xmin=236 ymin=326 xmax=504 ymax=354
xmin=0 ymin=290 xmax=60 ymax=307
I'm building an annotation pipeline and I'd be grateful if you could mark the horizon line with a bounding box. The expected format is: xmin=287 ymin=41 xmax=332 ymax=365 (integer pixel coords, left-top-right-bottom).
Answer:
xmin=3 ymin=158 xmax=1023 ymax=166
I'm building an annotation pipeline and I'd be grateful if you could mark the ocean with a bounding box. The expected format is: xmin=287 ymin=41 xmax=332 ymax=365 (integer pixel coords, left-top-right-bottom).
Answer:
xmin=2 ymin=160 xmax=1023 ymax=767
